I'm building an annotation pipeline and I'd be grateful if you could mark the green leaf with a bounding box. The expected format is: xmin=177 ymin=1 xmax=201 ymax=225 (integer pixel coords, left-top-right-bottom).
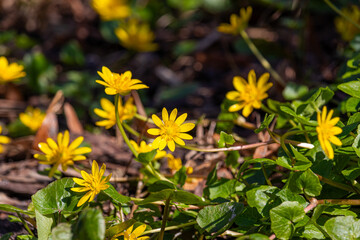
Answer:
xmin=345 ymin=97 xmax=360 ymax=112
xmin=0 ymin=233 xmax=12 ymax=240
xmin=298 ymin=87 xmax=334 ymax=117
xmin=338 ymin=80 xmax=360 ymax=98
xmin=276 ymin=156 xmax=312 ymax=171
xmin=59 ymin=40 xmax=85 ymax=66
xmin=206 ymin=164 xmax=218 ymax=186
xmin=287 ymin=169 xmax=322 ymax=197
xmin=137 ymin=149 xmax=157 ymax=165
xmin=173 ymin=190 xmax=206 ymax=205
xmin=173 ymin=167 xmax=187 ymax=187
xmin=324 ymin=216 xmax=360 ymax=240
xmin=51 ymin=223 xmax=72 ymax=240
xmin=279 ymin=106 xmax=316 ymax=126
xmin=0 ymin=204 xmax=33 ymax=216
xmin=282 ymin=82 xmax=309 ymax=100
xmin=235 ymin=207 xmax=262 ymax=228
xmin=301 ymin=222 xmax=325 ymax=239
xmin=148 ymin=180 xmax=176 ymax=192
xmin=197 ymin=202 xmax=244 ymax=235
xmin=72 ymin=208 xmax=105 ymax=240
xmin=35 ymin=209 xmax=53 ymax=240
xmin=342 ymin=166 xmax=360 ymax=181
xmin=32 ymin=178 xmax=83 ymax=215
xmin=323 ymin=205 xmax=357 ymax=217
xmin=246 ymin=186 xmax=279 ymax=217
xmin=136 ymin=189 xmax=206 ymax=205
xmin=255 ymin=113 xmax=275 ymax=133
xmin=352 ymin=125 xmax=360 ymax=159
xmin=207 ymin=178 xmax=236 ymax=200
xmin=270 ymin=201 xmax=305 ymax=240
xmin=102 ymin=184 xmax=131 ymax=204
xmin=275 ymin=189 xmax=307 ymax=208
xmin=105 ymin=219 xmax=136 ymax=238
xmin=15 ymin=236 xmax=37 ymax=240
xmin=218 ymin=131 xmax=235 ymax=148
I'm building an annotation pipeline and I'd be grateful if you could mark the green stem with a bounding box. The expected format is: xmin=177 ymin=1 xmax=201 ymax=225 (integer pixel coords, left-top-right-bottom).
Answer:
xmin=135 ymin=113 xmax=154 ymax=124
xmin=158 ymin=197 xmax=171 ymax=240
xmin=261 ymin=163 xmax=272 ymax=186
xmin=317 ymin=174 xmax=357 ymax=193
xmin=143 ymin=221 xmax=196 ymax=235
xmin=181 ymin=140 xmax=274 ymax=152
xmin=115 ymin=94 xmax=138 ymax=158
xmin=317 ymin=199 xmax=360 ymax=205
xmin=260 ymin=104 xmax=274 ymax=114
xmin=17 ymin=212 xmax=34 ymax=236
xmin=122 ymin=122 xmax=140 ymax=137
xmin=239 ymin=30 xmax=285 ymax=87
xmin=323 ymin=0 xmax=360 ymax=31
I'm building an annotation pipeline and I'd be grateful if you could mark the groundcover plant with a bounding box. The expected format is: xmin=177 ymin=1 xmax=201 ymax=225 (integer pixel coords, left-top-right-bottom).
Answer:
xmin=2 ymin=0 xmax=360 ymax=240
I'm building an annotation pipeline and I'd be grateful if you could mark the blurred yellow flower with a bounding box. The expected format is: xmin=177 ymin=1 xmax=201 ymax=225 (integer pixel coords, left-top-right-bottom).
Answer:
xmin=34 ymin=130 xmax=92 ymax=177
xmin=147 ymin=108 xmax=195 ymax=152
xmin=316 ymin=106 xmax=342 ymax=160
xmin=19 ymin=107 xmax=45 ymax=132
xmin=71 ymin=160 xmax=112 ymax=207
xmin=167 ymin=154 xmax=182 ymax=171
xmin=335 ymin=5 xmax=360 ymax=41
xmin=94 ymin=97 xmax=137 ymax=129
xmin=115 ymin=19 xmax=158 ymax=52
xmin=217 ymin=6 xmax=252 ymax=35
xmin=0 ymin=126 xmax=10 ymax=153
xmin=130 ymin=140 xmax=167 ymax=160
xmin=226 ymin=70 xmax=272 ymax=117
xmin=112 ymin=224 xmax=149 ymax=240
xmin=0 ymin=56 xmax=26 ymax=83
xmin=91 ymin=0 xmax=130 ymax=21
xmin=96 ymin=66 xmax=148 ymax=95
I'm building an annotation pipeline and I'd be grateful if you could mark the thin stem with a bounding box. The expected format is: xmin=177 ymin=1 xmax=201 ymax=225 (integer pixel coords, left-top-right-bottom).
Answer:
xmin=261 ymin=163 xmax=272 ymax=186
xmin=181 ymin=140 xmax=275 ymax=152
xmin=17 ymin=212 xmax=34 ymax=236
xmin=122 ymin=122 xmax=140 ymax=137
xmin=159 ymin=197 xmax=171 ymax=240
xmin=115 ymin=94 xmax=138 ymax=158
xmin=323 ymin=0 xmax=360 ymax=31
xmin=143 ymin=221 xmax=196 ymax=235
xmin=317 ymin=174 xmax=357 ymax=193
xmin=317 ymin=199 xmax=360 ymax=205
xmin=135 ymin=113 xmax=154 ymax=124
xmin=239 ymin=30 xmax=285 ymax=87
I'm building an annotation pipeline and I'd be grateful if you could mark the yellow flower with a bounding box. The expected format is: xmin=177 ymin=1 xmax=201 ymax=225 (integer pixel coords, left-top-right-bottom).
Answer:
xmin=335 ymin=5 xmax=360 ymax=41
xmin=91 ymin=0 xmax=130 ymax=21
xmin=19 ymin=107 xmax=45 ymax=132
xmin=96 ymin=66 xmax=148 ymax=95
xmin=226 ymin=70 xmax=272 ymax=117
xmin=94 ymin=97 xmax=137 ymax=129
xmin=0 ymin=56 xmax=26 ymax=83
xmin=217 ymin=6 xmax=252 ymax=35
xmin=112 ymin=224 xmax=149 ymax=240
xmin=147 ymin=108 xmax=195 ymax=152
xmin=130 ymin=140 xmax=167 ymax=160
xmin=167 ymin=154 xmax=182 ymax=171
xmin=34 ymin=130 xmax=92 ymax=177
xmin=0 ymin=126 xmax=11 ymax=153
xmin=115 ymin=19 xmax=158 ymax=52
xmin=316 ymin=106 xmax=342 ymax=160
xmin=71 ymin=160 xmax=112 ymax=207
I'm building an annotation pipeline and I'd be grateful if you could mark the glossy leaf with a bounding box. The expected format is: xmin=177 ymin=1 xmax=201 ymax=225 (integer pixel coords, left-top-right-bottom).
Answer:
xmin=218 ymin=131 xmax=235 ymax=148
xmin=338 ymin=80 xmax=360 ymax=98
xmin=52 ymin=223 xmax=72 ymax=240
xmin=137 ymin=149 xmax=157 ymax=165
xmin=72 ymin=208 xmax=105 ymax=240
xmin=32 ymin=178 xmax=83 ymax=215
xmin=197 ymin=202 xmax=243 ymax=234
xmin=287 ymin=169 xmax=322 ymax=197
xmin=35 ymin=209 xmax=53 ymax=240
xmin=255 ymin=113 xmax=275 ymax=133
xmin=270 ymin=201 xmax=305 ymax=240
xmin=324 ymin=216 xmax=360 ymax=240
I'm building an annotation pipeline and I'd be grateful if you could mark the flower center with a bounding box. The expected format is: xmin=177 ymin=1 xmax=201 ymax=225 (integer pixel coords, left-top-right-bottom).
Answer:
xmin=161 ymin=120 xmax=179 ymax=139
